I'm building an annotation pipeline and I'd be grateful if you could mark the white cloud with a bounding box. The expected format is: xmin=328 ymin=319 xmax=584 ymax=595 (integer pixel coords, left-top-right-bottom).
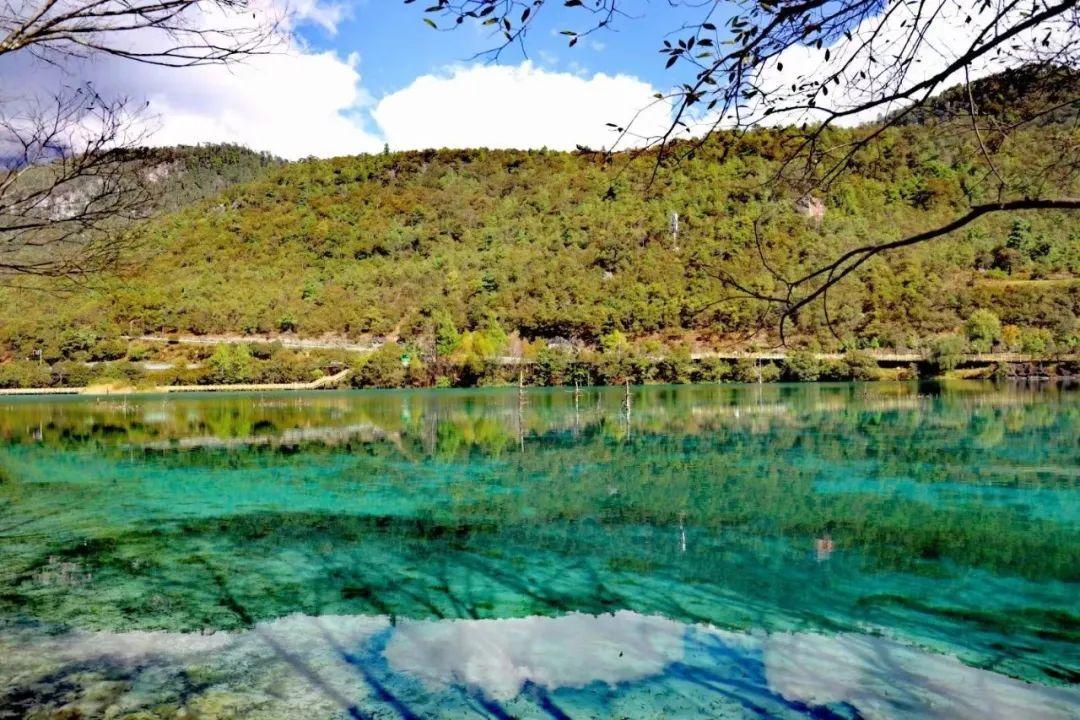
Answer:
xmin=371 ymin=61 xmax=674 ymax=151
xmin=123 ymin=47 xmax=382 ymax=159
xmin=0 ymin=0 xmax=381 ymax=160
xmin=288 ymin=0 xmax=350 ymax=35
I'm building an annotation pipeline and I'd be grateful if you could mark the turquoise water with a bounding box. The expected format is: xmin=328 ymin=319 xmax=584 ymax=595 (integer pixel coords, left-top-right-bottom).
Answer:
xmin=0 ymin=382 xmax=1077 ymax=719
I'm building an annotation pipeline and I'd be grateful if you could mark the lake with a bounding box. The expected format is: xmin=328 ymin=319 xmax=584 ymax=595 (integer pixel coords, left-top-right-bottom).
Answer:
xmin=0 ymin=382 xmax=1077 ymax=719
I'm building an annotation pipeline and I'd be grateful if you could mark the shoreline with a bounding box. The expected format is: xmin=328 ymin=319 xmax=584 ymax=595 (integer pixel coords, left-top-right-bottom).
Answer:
xmin=124 ymin=334 xmax=1077 ymax=366
xmin=1 ymin=366 xmax=1076 ymax=397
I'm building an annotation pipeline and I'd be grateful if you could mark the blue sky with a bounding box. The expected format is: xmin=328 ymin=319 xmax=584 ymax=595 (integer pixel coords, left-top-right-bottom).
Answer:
xmin=309 ymin=2 xmax=721 ymax=98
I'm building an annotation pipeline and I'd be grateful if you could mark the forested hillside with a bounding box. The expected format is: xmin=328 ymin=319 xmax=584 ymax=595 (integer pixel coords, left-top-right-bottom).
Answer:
xmin=0 ymin=80 xmax=1077 ymax=388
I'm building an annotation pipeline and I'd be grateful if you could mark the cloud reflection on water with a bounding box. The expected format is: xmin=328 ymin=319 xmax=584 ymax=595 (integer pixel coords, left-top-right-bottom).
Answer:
xmin=384 ymin=610 xmax=690 ymax=700
xmin=3 ymin=610 xmax=1075 ymax=719
xmin=764 ymin=632 xmax=1079 ymax=720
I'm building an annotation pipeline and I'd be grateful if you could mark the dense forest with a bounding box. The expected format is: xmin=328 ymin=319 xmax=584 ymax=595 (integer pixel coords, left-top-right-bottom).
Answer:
xmin=0 ymin=72 xmax=1076 ymax=389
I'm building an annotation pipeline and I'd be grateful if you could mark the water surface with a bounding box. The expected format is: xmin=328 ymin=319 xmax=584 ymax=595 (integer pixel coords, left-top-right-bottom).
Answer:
xmin=1 ymin=382 xmax=1077 ymax=719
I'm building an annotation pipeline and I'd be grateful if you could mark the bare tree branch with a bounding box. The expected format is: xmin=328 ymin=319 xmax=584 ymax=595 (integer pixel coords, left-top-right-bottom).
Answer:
xmin=778 ymin=198 xmax=1080 ymax=343
xmin=0 ymin=0 xmax=276 ymax=278
xmin=1 ymin=0 xmax=277 ymax=66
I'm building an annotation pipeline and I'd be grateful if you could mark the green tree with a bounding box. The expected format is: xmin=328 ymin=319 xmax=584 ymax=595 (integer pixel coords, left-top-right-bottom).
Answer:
xmin=599 ymin=330 xmax=628 ymax=353
xmin=1006 ymin=219 xmax=1033 ymax=252
xmin=407 ymin=2 xmax=1080 ymax=343
xmin=783 ymin=350 xmax=823 ymax=382
xmin=278 ymin=313 xmax=298 ymax=333
xmin=434 ymin=312 xmax=461 ymax=358
xmin=206 ymin=344 xmax=253 ymax=384
xmin=59 ymin=329 xmax=98 ymax=360
xmin=1019 ymin=328 xmax=1054 ymax=355
xmin=965 ymin=310 xmax=1002 ymax=353
xmin=930 ymin=335 xmax=967 ymax=373
xmin=734 ymin=358 xmax=779 ymax=383
xmin=534 ymin=347 xmax=573 ymax=386
xmin=0 ymin=360 xmax=52 ymax=388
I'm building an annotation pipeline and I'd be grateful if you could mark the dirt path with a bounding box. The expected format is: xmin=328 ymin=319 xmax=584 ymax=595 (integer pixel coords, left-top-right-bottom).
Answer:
xmin=128 ymin=334 xmax=380 ymax=353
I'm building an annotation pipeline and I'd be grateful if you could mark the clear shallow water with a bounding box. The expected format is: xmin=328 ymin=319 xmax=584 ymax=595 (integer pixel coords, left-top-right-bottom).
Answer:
xmin=0 ymin=382 xmax=1077 ymax=719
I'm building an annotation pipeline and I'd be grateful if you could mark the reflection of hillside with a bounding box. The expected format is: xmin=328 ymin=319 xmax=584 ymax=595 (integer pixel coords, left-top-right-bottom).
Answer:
xmin=1 ymin=385 xmax=1077 ymax=599
xmin=2 ymin=388 xmax=1077 ymax=543
xmin=138 ymin=423 xmax=403 ymax=452
xmin=1 ymin=384 xmax=1076 ymax=455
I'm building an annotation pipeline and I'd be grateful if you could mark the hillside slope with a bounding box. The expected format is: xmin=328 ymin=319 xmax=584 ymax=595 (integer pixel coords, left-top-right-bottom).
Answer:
xmin=0 ymin=103 xmax=1077 ymax=375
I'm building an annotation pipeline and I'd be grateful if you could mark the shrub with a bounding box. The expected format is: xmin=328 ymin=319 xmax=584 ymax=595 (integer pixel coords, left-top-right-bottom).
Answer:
xmin=599 ymin=330 xmax=628 ymax=353
xmin=453 ymin=318 xmax=510 ymax=381
xmin=433 ymin=311 xmax=460 ymax=358
xmin=250 ymin=342 xmax=280 ymax=360
xmin=819 ymin=359 xmax=852 ymax=381
xmin=841 ymin=350 xmax=879 ymax=380
xmin=0 ymin=361 xmax=52 ymax=388
xmin=621 ymin=348 xmax=657 ymax=384
xmin=472 ymin=315 xmax=508 ymax=357
xmin=351 ymin=343 xmax=409 ymax=388
xmin=114 ymin=362 xmax=147 ymax=383
xmin=88 ymin=337 xmax=128 ymax=362
xmin=83 ymin=362 xmax=146 ymax=387
xmin=694 ymin=358 xmax=732 ymax=383
xmin=40 ymin=344 xmax=64 ymax=364
xmin=278 ymin=313 xmax=297 ymax=332
xmin=51 ymin=361 xmax=97 ymax=387
xmin=655 ymin=346 xmax=694 ymax=384
xmin=1000 ymin=324 xmax=1022 ymax=352
xmin=254 ymin=352 xmax=318 ymax=383
xmin=58 ymin=329 xmax=98 ymax=360
xmin=534 ymin=347 xmax=573 ymax=386
xmin=760 ymin=363 xmax=781 ymax=382
xmin=734 ymin=358 xmax=779 ymax=383
xmin=591 ymin=349 xmax=631 ymax=384
xmin=126 ymin=343 xmax=154 ymax=361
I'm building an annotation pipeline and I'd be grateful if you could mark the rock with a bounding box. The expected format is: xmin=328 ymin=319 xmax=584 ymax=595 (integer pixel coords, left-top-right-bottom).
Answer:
xmin=795 ymin=195 xmax=826 ymax=221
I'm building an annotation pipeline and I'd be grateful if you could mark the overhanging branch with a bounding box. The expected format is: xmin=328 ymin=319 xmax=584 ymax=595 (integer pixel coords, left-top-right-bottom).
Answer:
xmin=770 ymin=198 xmax=1080 ymax=342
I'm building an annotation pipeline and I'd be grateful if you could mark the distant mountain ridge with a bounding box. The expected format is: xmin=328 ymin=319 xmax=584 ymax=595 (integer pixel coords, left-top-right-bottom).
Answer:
xmin=89 ymin=143 xmax=284 ymax=214
xmin=889 ymin=64 xmax=1079 ymax=126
